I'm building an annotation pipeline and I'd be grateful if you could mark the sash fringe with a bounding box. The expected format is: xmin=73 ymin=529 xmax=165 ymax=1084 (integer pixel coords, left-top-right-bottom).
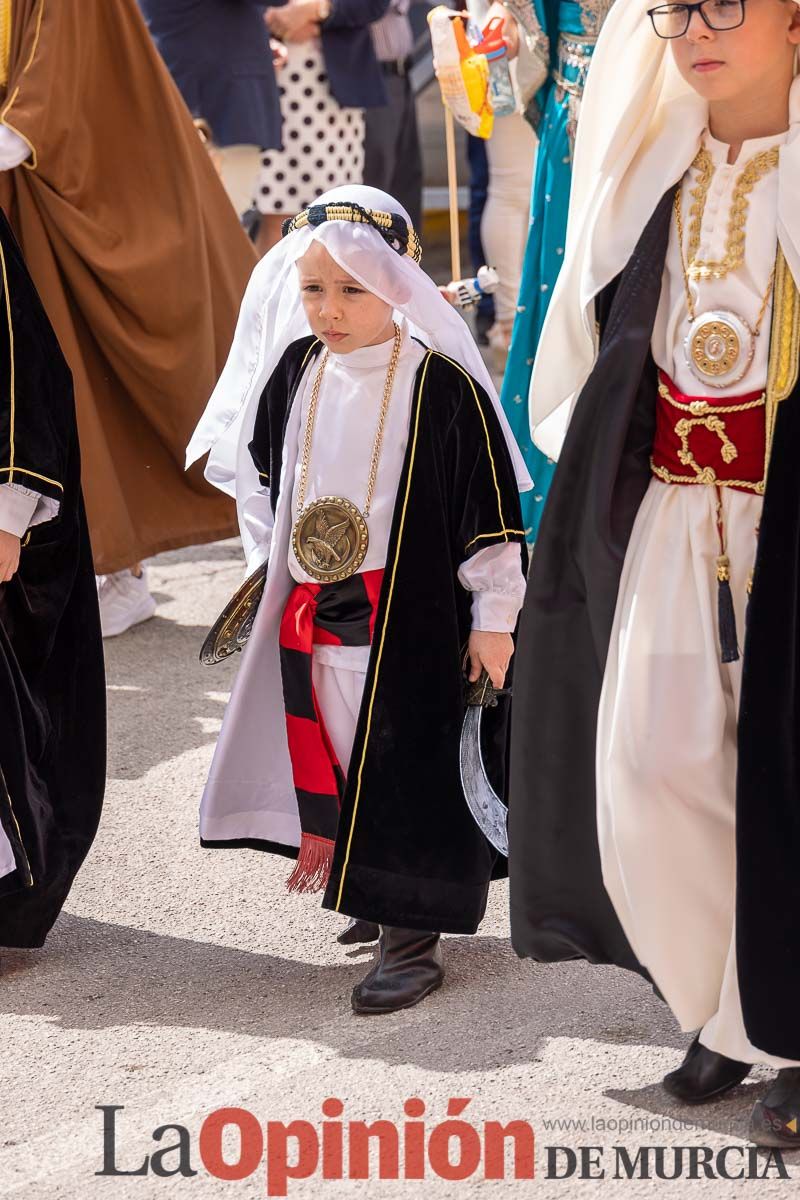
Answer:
xmin=286 ymin=833 xmax=335 ymax=894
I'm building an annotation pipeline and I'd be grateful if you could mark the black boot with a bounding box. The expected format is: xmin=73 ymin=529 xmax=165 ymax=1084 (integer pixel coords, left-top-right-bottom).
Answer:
xmin=351 ymin=926 xmax=443 ymax=1015
xmin=336 ymin=918 xmax=380 ymax=946
xmin=749 ymin=1068 xmax=800 ymax=1147
xmin=662 ymin=1035 xmax=751 ymax=1104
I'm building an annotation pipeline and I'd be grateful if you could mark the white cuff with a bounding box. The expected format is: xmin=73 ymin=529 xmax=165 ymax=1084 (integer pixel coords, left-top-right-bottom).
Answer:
xmin=0 ymin=126 xmax=31 ymax=171
xmin=0 ymin=483 xmax=41 ymax=536
xmin=471 ymin=589 xmax=521 ymax=633
xmin=242 ymin=483 xmax=275 ymax=575
xmin=457 ymin=541 xmax=526 ymax=633
xmin=0 ymin=483 xmax=60 ymax=536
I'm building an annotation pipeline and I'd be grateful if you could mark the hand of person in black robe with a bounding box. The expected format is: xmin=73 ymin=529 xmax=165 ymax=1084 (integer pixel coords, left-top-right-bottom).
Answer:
xmin=0 ymin=529 xmax=21 ymax=582
xmin=467 ymin=630 xmax=514 ymax=688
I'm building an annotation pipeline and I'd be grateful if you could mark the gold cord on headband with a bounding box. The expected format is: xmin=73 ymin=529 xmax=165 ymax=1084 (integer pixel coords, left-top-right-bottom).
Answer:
xmin=282 ymin=202 xmax=422 ymax=264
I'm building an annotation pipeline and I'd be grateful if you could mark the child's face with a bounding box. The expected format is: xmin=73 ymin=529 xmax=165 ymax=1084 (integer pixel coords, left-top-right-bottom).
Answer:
xmin=296 ymin=242 xmax=395 ymax=353
xmin=668 ymin=0 xmax=800 ymax=104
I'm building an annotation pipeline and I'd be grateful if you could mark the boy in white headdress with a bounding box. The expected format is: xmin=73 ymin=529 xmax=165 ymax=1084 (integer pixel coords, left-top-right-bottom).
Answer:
xmin=510 ymin=0 xmax=800 ymax=1145
xmin=188 ymin=187 xmax=530 ymax=1015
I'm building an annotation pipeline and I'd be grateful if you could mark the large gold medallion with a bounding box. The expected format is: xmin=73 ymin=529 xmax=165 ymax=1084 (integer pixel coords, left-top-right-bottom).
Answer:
xmin=684 ymin=310 xmax=755 ymax=389
xmin=292 ymin=496 xmax=369 ymax=582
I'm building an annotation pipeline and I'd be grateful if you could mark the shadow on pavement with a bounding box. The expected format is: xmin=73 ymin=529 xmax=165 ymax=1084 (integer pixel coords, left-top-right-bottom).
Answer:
xmin=104 ymin=617 xmax=238 ymax=781
xmin=1 ymin=914 xmax=688 ymax=1075
xmin=604 ymin=1083 xmax=800 ymax=1155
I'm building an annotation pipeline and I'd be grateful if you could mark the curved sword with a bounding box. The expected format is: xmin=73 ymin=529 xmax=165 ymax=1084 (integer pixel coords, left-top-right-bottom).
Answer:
xmin=459 ymin=671 xmax=509 ymax=857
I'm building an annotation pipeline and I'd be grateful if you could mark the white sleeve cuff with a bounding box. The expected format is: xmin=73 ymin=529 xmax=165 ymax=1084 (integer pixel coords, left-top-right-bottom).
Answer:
xmin=0 ymin=483 xmax=42 ymax=536
xmin=457 ymin=541 xmax=526 ymax=633
xmin=0 ymin=125 xmax=31 ymax=171
xmin=242 ymin=482 xmax=275 ymax=575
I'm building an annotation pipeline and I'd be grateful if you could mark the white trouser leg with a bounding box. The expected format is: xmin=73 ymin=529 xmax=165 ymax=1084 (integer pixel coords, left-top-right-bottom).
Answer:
xmin=217 ymin=144 xmax=261 ymax=216
xmin=311 ymin=648 xmax=368 ymax=777
xmin=597 ymin=479 xmax=799 ymax=1067
xmin=481 ymin=113 xmax=537 ymax=324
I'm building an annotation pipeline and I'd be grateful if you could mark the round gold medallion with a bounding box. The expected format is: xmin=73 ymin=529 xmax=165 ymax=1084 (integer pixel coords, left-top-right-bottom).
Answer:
xmin=291 ymin=496 xmax=369 ymax=582
xmin=684 ymin=310 xmax=755 ymax=388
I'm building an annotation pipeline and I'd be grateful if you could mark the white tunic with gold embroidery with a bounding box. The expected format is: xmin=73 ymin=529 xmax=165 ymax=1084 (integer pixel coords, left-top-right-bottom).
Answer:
xmin=597 ymin=131 xmax=799 ymax=1069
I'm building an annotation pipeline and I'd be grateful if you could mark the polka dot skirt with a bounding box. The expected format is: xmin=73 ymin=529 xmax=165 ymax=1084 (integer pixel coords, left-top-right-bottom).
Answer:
xmin=256 ymin=41 xmax=365 ymax=215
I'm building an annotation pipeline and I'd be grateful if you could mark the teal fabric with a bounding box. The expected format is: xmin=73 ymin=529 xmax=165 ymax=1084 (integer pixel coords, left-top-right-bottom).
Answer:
xmin=500 ymin=0 xmax=600 ymax=545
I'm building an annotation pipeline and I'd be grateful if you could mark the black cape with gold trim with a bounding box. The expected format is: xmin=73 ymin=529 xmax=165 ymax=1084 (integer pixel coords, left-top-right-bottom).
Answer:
xmin=509 ymin=191 xmax=800 ymax=1060
xmin=203 ymin=335 xmax=526 ymax=935
xmin=0 ymin=212 xmax=105 ymax=948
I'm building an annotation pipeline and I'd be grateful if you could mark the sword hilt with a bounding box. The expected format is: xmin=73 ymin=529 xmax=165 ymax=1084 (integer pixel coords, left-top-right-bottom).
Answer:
xmin=464 ymin=669 xmax=511 ymax=708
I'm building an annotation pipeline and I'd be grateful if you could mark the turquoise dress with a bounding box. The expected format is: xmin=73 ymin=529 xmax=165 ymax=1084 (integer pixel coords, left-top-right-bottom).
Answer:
xmin=501 ymin=0 xmax=614 ymax=545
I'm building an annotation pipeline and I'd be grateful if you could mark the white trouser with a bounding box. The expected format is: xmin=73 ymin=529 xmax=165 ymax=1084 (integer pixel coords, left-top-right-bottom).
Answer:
xmin=312 ymin=644 xmax=368 ymax=777
xmin=597 ymin=478 xmax=798 ymax=1068
xmin=217 ymin=144 xmax=261 ymax=217
xmin=481 ymin=113 xmax=537 ymax=325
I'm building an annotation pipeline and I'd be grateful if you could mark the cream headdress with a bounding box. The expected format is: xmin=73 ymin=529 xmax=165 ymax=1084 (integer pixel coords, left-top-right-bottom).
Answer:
xmin=187 ymin=185 xmax=532 ymax=568
xmin=529 ymin=0 xmax=800 ymax=460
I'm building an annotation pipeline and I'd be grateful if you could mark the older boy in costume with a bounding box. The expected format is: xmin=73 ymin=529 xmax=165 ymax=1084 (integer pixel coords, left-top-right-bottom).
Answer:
xmin=511 ymin=0 xmax=800 ymax=1146
xmin=189 ymin=186 xmax=529 ymax=1014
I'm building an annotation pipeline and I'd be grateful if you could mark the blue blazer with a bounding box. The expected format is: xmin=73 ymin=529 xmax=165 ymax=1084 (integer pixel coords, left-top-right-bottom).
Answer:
xmin=320 ymin=0 xmax=390 ymax=110
xmin=138 ymin=1 xmax=284 ymax=150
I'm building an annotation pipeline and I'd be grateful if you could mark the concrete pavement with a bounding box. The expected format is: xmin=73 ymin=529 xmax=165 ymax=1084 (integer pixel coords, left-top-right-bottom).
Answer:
xmin=1 ymin=538 xmax=797 ymax=1198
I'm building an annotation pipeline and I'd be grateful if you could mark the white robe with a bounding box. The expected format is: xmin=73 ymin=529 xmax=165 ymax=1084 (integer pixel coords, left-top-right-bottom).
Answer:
xmin=597 ymin=130 xmax=800 ymax=1068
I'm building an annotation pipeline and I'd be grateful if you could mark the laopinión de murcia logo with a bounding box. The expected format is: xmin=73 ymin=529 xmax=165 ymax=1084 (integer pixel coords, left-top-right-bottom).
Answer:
xmin=96 ymin=1101 xmax=789 ymax=1193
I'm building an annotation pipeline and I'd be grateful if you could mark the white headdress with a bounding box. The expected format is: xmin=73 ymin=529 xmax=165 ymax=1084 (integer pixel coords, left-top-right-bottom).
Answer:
xmin=187 ymin=184 xmax=532 ymax=565
xmin=529 ymin=0 xmax=800 ymax=460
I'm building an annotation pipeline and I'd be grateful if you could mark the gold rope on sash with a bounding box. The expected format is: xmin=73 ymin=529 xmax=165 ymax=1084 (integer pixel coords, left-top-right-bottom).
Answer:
xmin=0 ymin=0 xmax=11 ymax=90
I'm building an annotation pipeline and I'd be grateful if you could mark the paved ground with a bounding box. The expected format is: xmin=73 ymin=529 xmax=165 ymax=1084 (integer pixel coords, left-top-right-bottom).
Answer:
xmin=1 ymin=538 xmax=798 ymax=1199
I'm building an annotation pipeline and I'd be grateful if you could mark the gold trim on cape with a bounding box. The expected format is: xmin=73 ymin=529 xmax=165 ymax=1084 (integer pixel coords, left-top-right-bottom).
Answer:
xmin=764 ymin=247 xmax=800 ymax=479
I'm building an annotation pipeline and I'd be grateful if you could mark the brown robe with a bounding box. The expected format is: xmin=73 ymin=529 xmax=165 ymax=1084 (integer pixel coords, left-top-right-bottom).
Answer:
xmin=0 ymin=0 xmax=257 ymax=572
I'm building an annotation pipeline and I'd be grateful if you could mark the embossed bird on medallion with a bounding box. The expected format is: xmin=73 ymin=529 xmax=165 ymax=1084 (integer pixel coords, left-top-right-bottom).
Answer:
xmin=306 ymin=511 xmax=353 ymax=568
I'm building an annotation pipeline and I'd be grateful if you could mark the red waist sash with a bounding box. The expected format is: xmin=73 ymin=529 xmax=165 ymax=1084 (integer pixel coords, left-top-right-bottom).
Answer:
xmin=650 ymin=370 xmax=767 ymax=494
xmin=278 ymin=568 xmax=383 ymax=893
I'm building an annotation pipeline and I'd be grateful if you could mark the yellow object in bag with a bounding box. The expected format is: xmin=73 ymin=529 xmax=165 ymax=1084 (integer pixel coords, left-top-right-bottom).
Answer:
xmin=428 ymin=7 xmax=493 ymax=140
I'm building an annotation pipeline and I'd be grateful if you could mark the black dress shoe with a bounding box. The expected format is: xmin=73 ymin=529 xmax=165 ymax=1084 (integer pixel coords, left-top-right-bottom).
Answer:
xmin=336 ymin=918 xmax=380 ymax=946
xmin=749 ymin=1068 xmax=800 ymax=1147
xmin=662 ymin=1035 xmax=751 ymax=1104
xmin=351 ymin=926 xmax=443 ymax=1015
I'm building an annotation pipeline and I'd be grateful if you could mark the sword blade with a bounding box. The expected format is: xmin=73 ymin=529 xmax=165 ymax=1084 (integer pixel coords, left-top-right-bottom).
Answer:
xmin=459 ymin=704 xmax=509 ymax=856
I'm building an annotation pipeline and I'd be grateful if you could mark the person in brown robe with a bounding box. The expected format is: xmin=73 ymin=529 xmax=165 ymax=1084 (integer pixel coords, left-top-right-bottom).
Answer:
xmin=0 ymin=0 xmax=257 ymax=635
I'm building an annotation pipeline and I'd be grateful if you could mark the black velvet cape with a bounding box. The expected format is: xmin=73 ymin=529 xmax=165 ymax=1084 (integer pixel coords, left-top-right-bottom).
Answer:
xmin=0 ymin=212 xmax=105 ymax=948
xmin=235 ymin=335 xmax=526 ymax=934
xmin=509 ymin=190 xmax=800 ymax=1059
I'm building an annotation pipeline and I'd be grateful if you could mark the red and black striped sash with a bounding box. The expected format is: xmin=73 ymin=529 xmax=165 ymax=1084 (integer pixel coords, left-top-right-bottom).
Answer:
xmin=278 ymin=569 xmax=383 ymax=892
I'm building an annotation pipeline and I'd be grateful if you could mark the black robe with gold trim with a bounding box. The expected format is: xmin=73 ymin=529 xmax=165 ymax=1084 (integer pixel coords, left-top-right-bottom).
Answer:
xmin=0 ymin=211 xmax=105 ymax=948
xmin=509 ymin=191 xmax=800 ymax=1060
xmin=203 ymin=335 xmax=526 ymax=935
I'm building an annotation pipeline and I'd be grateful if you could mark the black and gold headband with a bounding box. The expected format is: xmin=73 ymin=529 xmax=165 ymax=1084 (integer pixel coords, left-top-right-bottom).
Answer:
xmin=282 ymin=202 xmax=422 ymax=264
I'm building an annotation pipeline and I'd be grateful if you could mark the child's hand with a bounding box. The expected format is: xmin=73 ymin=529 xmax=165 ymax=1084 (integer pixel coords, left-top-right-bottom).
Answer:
xmin=270 ymin=39 xmax=289 ymax=70
xmin=0 ymin=529 xmax=21 ymax=582
xmin=467 ymin=630 xmax=514 ymax=689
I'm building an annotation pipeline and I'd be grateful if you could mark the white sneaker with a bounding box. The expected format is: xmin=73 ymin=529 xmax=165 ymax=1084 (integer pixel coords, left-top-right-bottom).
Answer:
xmin=97 ymin=568 xmax=157 ymax=638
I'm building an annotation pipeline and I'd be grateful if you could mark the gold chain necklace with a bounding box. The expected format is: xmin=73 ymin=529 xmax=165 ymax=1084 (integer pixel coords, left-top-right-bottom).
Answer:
xmin=686 ymin=146 xmax=779 ymax=282
xmin=675 ymin=148 xmax=779 ymax=388
xmin=291 ymin=323 xmax=403 ymax=582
